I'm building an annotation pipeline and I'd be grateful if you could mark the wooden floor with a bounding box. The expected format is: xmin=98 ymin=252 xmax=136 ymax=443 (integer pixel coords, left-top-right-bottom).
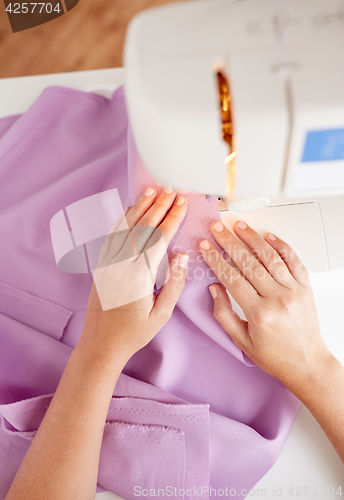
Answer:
xmin=0 ymin=0 xmax=184 ymax=78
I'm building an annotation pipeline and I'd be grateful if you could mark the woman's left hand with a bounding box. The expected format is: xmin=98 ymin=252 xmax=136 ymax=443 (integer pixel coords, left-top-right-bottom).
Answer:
xmin=79 ymin=187 xmax=189 ymax=367
xmin=5 ymin=188 xmax=189 ymax=500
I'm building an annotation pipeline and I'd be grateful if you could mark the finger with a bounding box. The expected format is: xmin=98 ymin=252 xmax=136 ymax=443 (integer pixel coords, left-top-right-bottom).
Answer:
xmin=209 ymin=284 xmax=249 ymax=351
xmin=142 ymin=195 xmax=188 ymax=271
xmin=232 ymin=220 xmax=295 ymax=288
xmin=210 ymin=221 xmax=276 ymax=296
xmin=136 ymin=189 xmax=177 ymax=229
xmin=199 ymin=239 xmax=261 ymax=315
xmin=124 ymin=189 xmax=178 ymax=257
xmin=125 ymin=187 xmax=157 ymax=229
xmin=265 ymin=232 xmax=310 ymax=287
xmin=150 ymin=254 xmax=189 ymax=325
xmin=157 ymin=195 xmax=188 ymax=246
xmin=106 ymin=187 xmax=158 ymax=261
xmin=97 ymin=208 xmax=130 ymax=266
xmin=126 ymin=191 xmax=187 ymax=274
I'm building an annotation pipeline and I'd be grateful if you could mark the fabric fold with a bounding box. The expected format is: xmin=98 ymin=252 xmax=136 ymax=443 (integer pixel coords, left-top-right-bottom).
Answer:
xmin=99 ymin=421 xmax=186 ymax=500
xmin=0 ymin=394 xmax=210 ymax=499
xmin=0 ymin=281 xmax=73 ymax=341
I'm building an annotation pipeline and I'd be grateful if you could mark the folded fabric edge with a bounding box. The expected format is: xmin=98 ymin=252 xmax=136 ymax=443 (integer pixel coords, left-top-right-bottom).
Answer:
xmin=0 ymin=281 xmax=73 ymax=341
xmin=40 ymin=85 xmax=123 ymax=103
xmin=105 ymin=420 xmax=185 ymax=436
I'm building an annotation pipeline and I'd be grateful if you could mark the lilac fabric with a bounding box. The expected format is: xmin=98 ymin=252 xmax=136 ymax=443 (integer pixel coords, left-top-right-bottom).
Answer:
xmin=0 ymin=86 xmax=300 ymax=500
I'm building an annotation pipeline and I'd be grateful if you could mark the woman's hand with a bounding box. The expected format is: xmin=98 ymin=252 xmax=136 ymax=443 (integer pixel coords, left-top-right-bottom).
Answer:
xmin=79 ymin=187 xmax=189 ymax=368
xmin=5 ymin=189 xmax=189 ymax=500
xmin=199 ymin=220 xmax=333 ymax=394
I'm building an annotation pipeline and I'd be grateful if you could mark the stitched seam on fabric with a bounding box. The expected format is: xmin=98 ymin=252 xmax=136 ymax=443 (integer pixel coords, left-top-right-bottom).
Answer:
xmin=1 ymin=396 xmax=208 ymax=413
xmin=108 ymin=408 xmax=206 ymax=422
xmin=105 ymin=436 xmax=183 ymax=444
xmin=104 ymin=424 xmax=185 ymax=444
xmin=105 ymin=421 xmax=185 ymax=434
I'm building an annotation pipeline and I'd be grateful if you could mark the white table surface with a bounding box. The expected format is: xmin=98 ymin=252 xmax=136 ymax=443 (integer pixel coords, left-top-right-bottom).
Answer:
xmin=0 ymin=68 xmax=343 ymax=500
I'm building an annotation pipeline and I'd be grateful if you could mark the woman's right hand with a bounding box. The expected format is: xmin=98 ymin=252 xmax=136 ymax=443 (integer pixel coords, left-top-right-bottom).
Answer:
xmin=200 ymin=219 xmax=344 ymax=464
xmin=199 ymin=219 xmax=335 ymax=395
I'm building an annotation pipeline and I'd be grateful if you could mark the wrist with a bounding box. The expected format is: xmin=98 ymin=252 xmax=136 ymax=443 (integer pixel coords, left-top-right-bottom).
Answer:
xmin=73 ymin=335 xmax=130 ymax=380
xmin=287 ymin=345 xmax=338 ymax=401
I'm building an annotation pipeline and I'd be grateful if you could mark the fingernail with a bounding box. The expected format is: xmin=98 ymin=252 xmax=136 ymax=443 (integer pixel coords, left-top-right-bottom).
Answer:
xmin=200 ymin=240 xmax=210 ymax=250
xmin=165 ymin=189 xmax=174 ymax=194
xmin=237 ymin=220 xmax=247 ymax=230
xmin=267 ymin=233 xmax=276 ymax=241
xmin=178 ymin=254 xmax=189 ymax=269
xmin=209 ymin=285 xmax=217 ymax=299
xmin=213 ymin=221 xmax=224 ymax=232
xmin=176 ymin=196 xmax=186 ymax=206
xmin=144 ymin=187 xmax=154 ymax=197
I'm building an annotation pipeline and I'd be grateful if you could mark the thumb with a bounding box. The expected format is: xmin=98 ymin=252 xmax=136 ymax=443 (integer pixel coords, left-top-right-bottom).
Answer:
xmin=150 ymin=254 xmax=189 ymax=325
xmin=209 ymin=284 xmax=248 ymax=350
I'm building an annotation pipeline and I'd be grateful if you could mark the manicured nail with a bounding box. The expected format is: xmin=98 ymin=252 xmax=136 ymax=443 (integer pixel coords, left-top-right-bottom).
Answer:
xmin=267 ymin=233 xmax=276 ymax=241
xmin=237 ymin=220 xmax=247 ymax=230
xmin=178 ymin=254 xmax=189 ymax=269
xmin=165 ymin=189 xmax=174 ymax=194
xmin=144 ymin=187 xmax=154 ymax=197
xmin=200 ymin=240 xmax=210 ymax=250
xmin=176 ymin=196 xmax=186 ymax=206
xmin=213 ymin=221 xmax=224 ymax=232
xmin=209 ymin=285 xmax=217 ymax=299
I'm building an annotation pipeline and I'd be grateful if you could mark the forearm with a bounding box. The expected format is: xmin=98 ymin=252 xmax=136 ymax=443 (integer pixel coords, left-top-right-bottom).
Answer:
xmin=291 ymin=350 xmax=344 ymax=463
xmin=5 ymin=339 xmax=125 ymax=500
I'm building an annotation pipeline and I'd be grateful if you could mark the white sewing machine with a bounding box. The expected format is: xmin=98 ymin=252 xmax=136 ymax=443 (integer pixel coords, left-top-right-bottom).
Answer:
xmin=125 ymin=0 xmax=344 ymax=202
xmin=0 ymin=0 xmax=343 ymax=497
xmin=124 ymin=0 xmax=344 ymax=279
